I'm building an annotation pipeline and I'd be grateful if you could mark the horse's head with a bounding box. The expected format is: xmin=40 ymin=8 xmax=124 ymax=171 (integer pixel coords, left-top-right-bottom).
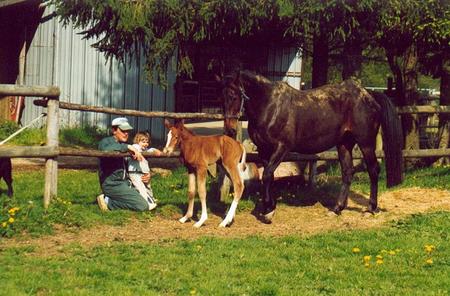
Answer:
xmin=163 ymin=119 xmax=185 ymax=154
xmin=216 ymin=71 xmax=243 ymax=139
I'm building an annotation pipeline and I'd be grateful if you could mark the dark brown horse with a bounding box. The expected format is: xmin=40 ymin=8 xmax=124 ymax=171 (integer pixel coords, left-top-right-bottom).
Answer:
xmin=219 ymin=70 xmax=403 ymax=223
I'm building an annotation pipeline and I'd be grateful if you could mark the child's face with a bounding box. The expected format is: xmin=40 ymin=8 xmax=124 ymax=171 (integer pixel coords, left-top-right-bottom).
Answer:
xmin=139 ymin=138 xmax=149 ymax=149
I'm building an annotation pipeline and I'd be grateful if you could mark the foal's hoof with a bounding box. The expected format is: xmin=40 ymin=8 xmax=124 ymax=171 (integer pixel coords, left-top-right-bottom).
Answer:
xmin=179 ymin=216 xmax=190 ymax=223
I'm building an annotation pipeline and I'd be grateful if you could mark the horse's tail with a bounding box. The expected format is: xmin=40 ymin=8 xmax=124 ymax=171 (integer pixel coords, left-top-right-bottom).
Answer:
xmin=370 ymin=91 xmax=404 ymax=187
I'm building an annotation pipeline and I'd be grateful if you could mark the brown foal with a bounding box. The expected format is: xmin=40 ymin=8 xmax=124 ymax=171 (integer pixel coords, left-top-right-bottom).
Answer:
xmin=163 ymin=119 xmax=247 ymax=228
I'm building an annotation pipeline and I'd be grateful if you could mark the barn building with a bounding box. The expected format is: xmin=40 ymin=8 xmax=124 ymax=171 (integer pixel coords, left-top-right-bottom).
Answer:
xmin=0 ymin=1 xmax=302 ymax=141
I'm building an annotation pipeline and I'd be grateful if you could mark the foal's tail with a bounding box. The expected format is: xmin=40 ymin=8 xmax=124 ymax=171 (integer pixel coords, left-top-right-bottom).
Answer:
xmin=370 ymin=91 xmax=404 ymax=187
xmin=238 ymin=143 xmax=251 ymax=180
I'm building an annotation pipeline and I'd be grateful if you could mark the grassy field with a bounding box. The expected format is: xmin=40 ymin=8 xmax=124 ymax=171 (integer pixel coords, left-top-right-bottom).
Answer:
xmin=0 ymin=210 xmax=448 ymax=295
xmin=0 ymin=164 xmax=449 ymax=294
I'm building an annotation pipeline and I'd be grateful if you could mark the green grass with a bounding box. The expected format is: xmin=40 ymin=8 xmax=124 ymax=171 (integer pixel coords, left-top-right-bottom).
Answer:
xmin=0 ymin=212 xmax=448 ymax=295
xmin=0 ymin=161 xmax=448 ymax=294
xmin=0 ymin=164 xmax=448 ymax=238
xmin=0 ymin=121 xmax=107 ymax=148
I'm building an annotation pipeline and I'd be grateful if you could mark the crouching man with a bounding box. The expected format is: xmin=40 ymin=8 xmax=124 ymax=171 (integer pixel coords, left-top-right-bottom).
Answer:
xmin=96 ymin=117 xmax=155 ymax=212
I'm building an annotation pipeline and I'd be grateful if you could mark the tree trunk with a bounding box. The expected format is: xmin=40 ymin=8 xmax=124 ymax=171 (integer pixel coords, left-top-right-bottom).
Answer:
xmin=435 ymin=57 xmax=450 ymax=165
xmin=342 ymin=35 xmax=363 ymax=80
xmin=312 ymin=32 xmax=329 ymax=88
xmin=401 ymin=44 xmax=421 ymax=167
xmin=386 ymin=48 xmax=404 ymax=105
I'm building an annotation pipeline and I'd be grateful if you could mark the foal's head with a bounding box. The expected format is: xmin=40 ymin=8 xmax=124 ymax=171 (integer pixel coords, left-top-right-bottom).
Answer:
xmin=163 ymin=119 xmax=189 ymax=154
xmin=216 ymin=72 xmax=243 ymax=139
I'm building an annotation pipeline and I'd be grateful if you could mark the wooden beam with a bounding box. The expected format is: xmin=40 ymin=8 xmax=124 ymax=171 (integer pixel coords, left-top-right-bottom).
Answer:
xmin=34 ymin=100 xmax=232 ymax=120
xmin=0 ymin=146 xmax=58 ymax=158
xmin=397 ymin=105 xmax=450 ymax=114
xmin=0 ymin=84 xmax=60 ymax=97
xmin=0 ymin=0 xmax=32 ymax=8
xmin=1 ymin=146 xmax=448 ymax=161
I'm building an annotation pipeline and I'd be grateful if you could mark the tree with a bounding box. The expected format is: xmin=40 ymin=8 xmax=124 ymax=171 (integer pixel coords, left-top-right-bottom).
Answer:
xmin=373 ymin=0 xmax=449 ymax=166
xmin=51 ymin=0 xmax=291 ymax=84
xmin=415 ymin=0 xmax=450 ymax=164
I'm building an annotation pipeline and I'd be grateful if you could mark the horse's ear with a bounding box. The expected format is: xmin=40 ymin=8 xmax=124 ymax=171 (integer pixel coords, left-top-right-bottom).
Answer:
xmin=174 ymin=119 xmax=184 ymax=128
xmin=164 ymin=118 xmax=172 ymax=129
xmin=233 ymin=70 xmax=240 ymax=84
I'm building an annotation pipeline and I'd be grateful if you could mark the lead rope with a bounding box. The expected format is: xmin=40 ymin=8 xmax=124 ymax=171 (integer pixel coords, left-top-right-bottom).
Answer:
xmin=238 ymin=87 xmax=250 ymax=118
xmin=0 ymin=113 xmax=47 ymax=146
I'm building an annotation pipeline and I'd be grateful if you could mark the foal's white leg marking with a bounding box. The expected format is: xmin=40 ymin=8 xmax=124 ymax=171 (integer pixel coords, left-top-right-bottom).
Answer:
xmin=179 ymin=173 xmax=196 ymax=224
xmin=193 ymin=169 xmax=208 ymax=228
xmin=219 ymin=200 xmax=238 ymax=227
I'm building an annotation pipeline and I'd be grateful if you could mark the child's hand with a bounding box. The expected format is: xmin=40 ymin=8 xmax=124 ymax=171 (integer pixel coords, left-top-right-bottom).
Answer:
xmin=141 ymin=173 xmax=150 ymax=184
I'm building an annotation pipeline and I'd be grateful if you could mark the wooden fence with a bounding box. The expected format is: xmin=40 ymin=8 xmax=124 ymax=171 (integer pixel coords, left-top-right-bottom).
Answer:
xmin=0 ymin=83 xmax=449 ymax=207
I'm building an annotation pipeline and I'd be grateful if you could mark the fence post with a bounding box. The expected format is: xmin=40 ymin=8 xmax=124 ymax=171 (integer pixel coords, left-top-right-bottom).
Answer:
xmin=218 ymin=121 xmax=243 ymax=202
xmin=44 ymin=97 xmax=59 ymax=208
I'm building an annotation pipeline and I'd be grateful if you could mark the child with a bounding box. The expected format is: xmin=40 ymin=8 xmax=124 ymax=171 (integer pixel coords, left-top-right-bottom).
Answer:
xmin=128 ymin=131 xmax=162 ymax=210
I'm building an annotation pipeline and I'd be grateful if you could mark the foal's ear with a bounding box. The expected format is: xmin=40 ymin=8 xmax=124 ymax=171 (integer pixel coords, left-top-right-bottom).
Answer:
xmin=164 ymin=118 xmax=172 ymax=129
xmin=174 ymin=119 xmax=184 ymax=128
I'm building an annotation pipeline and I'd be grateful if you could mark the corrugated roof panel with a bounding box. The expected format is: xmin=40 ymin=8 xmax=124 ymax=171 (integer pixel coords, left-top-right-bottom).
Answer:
xmin=82 ymin=37 xmax=98 ymax=126
xmin=111 ymin=58 xmax=125 ymax=110
xmin=150 ymin=68 xmax=166 ymax=142
xmin=124 ymin=57 xmax=140 ymax=130
xmin=137 ymin=53 xmax=152 ymax=133
xmin=68 ymin=29 xmax=86 ymax=126
xmin=56 ymin=22 xmax=73 ymax=126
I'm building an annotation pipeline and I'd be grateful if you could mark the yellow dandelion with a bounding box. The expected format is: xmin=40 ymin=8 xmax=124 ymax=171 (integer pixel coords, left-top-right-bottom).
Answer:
xmin=388 ymin=250 xmax=396 ymax=255
xmin=352 ymin=247 xmax=361 ymax=253
xmin=190 ymin=288 xmax=197 ymax=295
xmin=376 ymin=259 xmax=383 ymax=265
xmin=363 ymin=255 xmax=371 ymax=261
xmin=8 ymin=217 xmax=14 ymax=223
xmin=364 ymin=263 xmax=370 ymax=268
xmin=425 ymin=258 xmax=433 ymax=265
xmin=380 ymin=249 xmax=388 ymax=253
xmin=376 ymin=255 xmax=383 ymax=260
xmin=425 ymin=245 xmax=435 ymax=253
xmin=2 ymin=222 xmax=7 ymax=228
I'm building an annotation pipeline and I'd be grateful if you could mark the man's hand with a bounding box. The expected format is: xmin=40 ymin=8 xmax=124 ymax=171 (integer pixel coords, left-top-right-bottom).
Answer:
xmin=128 ymin=145 xmax=144 ymax=161
xmin=141 ymin=173 xmax=150 ymax=184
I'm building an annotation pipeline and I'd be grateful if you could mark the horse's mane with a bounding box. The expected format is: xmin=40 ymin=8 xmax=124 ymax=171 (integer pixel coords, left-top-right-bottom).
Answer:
xmin=240 ymin=70 xmax=272 ymax=84
xmin=180 ymin=124 xmax=195 ymax=137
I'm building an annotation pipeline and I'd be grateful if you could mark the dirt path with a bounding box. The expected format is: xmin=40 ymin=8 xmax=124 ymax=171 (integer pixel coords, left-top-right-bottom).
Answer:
xmin=1 ymin=187 xmax=449 ymax=256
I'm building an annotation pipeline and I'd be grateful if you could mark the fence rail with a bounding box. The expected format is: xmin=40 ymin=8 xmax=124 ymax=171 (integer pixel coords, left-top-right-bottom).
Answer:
xmin=1 ymin=83 xmax=449 ymax=208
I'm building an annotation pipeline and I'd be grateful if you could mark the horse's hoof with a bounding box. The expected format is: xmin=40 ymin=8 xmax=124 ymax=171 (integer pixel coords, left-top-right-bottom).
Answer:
xmin=260 ymin=210 xmax=275 ymax=224
xmin=365 ymin=207 xmax=380 ymax=215
xmin=327 ymin=210 xmax=339 ymax=217
xmin=331 ymin=207 xmax=342 ymax=216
